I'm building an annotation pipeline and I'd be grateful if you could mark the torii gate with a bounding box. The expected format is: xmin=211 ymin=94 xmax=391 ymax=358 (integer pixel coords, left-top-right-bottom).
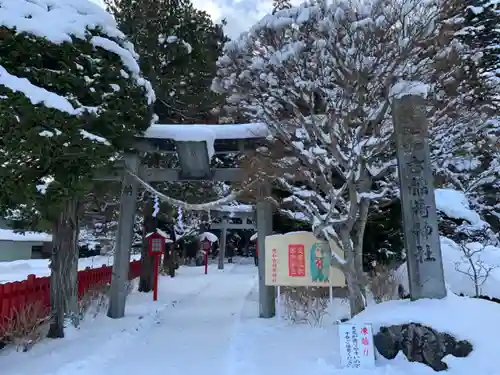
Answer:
xmin=96 ymin=123 xmax=275 ymax=320
xmin=209 ymin=205 xmax=256 ymax=268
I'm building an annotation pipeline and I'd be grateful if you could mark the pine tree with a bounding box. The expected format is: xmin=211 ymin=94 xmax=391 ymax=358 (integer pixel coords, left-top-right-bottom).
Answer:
xmin=107 ymin=0 xmax=228 ymax=123
xmin=454 ymin=0 xmax=500 ymax=83
xmin=0 ymin=1 xmax=153 ymax=338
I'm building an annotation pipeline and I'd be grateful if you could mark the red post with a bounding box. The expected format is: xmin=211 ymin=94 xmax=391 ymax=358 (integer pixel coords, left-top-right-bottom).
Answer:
xmin=153 ymin=255 xmax=160 ymax=301
xmin=204 ymin=251 xmax=208 ymax=275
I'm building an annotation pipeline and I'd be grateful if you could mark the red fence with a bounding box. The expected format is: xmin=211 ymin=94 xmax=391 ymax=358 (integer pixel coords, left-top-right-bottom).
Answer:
xmin=0 ymin=260 xmax=141 ymax=328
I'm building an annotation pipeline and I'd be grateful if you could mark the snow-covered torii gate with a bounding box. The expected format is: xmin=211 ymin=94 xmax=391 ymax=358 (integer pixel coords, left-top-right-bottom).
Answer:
xmin=209 ymin=205 xmax=256 ymax=268
xmin=96 ymin=123 xmax=275 ymax=320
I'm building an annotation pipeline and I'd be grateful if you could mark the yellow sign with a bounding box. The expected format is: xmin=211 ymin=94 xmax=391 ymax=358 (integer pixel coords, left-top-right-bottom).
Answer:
xmin=265 ymin=232 xmax=346 ymax=287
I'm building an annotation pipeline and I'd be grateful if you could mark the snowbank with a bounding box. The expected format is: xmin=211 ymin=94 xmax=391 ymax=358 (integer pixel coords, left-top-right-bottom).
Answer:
xmin=351 ymin=293 xmax=500 ymax=374
xmin=397 ymin=237 xmax=500 ymax=299
xmin=397 ymin=188 xmax=500 ymax=298
xmin=0 ymin=254 xmax=141 ymax=283
xmin=435 ymin=188 xmax=487 ymax=229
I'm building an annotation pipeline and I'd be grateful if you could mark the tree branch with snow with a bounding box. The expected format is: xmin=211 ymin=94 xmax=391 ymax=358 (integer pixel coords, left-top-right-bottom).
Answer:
xmin=212 ymin=0 xmax=474 ymax=316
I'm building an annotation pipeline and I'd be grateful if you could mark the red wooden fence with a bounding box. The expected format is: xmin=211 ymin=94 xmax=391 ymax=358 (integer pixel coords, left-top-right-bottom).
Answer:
xmin=0 ymin=260 xmax=141 ymax=331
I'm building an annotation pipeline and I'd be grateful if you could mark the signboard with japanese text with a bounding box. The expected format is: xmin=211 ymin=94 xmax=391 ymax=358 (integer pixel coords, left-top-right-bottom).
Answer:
xmin=339 ymin=323 xmax=376 ymax=369
xmin=264 ymin=232 xmax=345 ymax=287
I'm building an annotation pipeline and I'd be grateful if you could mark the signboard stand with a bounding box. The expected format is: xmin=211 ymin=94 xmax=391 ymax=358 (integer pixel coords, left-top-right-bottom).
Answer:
xmin=339 ymin=323 xmax=376 ymax=369
xmin=329 ymin=286 xmax=333 ymax=311
xmin=276 ymin=285 xmax=282 ymax=322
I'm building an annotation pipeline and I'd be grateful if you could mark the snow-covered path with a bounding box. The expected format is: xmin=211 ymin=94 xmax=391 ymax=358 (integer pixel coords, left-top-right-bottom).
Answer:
xmin=0 ymin=262 xmax=257 ymax=375
xmin=93 ymin=264 xmax=257 ymax=375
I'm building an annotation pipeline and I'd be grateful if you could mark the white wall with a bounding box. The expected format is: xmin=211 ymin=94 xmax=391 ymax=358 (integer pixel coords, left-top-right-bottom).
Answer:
xmin=0 ymin=241 xmax=37 ymax=262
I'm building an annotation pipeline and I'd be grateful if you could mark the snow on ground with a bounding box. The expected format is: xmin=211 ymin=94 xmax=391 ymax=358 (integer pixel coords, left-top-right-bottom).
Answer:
xmin=1 ymin=259 xmax=499 ymax=375
xmin=350 ymin=293 xmax=500 ymax=375
xmin=397 ymin=188 xmax=500 ymax=298
xmin=233 ymin=290 xmax=500 ymax=375
xmin=0 ymin=254 xmax=141 ymax=284
xmin=0 ymin=262 xmax=253 ymax=375
xmin=397 ymin=237 xmax=500 ymax=298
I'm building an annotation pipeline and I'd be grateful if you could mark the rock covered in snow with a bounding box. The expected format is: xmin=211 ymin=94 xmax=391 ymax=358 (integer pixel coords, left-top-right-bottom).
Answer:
xmin=374 ymin=323 xmax=473 ymax=371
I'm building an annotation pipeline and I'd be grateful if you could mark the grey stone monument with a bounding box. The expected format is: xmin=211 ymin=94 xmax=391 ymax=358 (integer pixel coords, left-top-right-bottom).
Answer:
xmin=392 ymin=94 xmax=447 ymax=300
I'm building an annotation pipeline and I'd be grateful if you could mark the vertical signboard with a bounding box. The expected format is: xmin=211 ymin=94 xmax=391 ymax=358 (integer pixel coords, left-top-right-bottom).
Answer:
xmin=339 ymin=323 xmax=376 ymax=369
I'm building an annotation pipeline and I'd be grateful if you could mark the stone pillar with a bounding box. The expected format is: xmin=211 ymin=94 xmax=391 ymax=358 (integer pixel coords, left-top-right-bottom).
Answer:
xmin=256 ymin=184 xmax=276 ymax=318
xmin=108 ymin=153 xmax=140 ymax=318
xmin=392 ymin=94 xmax=447 ymax=300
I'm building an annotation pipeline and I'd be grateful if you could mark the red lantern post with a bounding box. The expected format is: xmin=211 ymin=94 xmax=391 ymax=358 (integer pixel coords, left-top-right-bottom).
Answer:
xmin=146 ymin=230 xmax=167 ymax=301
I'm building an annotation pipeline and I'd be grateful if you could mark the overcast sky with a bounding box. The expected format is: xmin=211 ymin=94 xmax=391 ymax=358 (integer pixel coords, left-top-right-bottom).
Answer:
xmin=94 ymin=0 xmax=299 ymax=39
xmin=191 ymin=0 xmax=274 ymax=38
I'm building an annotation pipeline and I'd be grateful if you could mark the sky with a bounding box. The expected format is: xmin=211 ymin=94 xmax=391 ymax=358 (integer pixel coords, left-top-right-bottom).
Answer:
xmin=93 ymin=0 xmax=301 ymax=39
xmin=191 ymin=0 xmax=275 ymax=38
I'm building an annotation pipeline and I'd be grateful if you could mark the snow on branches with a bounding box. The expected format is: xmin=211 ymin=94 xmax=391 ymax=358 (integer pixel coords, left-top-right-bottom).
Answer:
xmin=212 ymin=0 xmax=479 ymax=315
xmin=214 ymin=0 xmax=439 ymax=238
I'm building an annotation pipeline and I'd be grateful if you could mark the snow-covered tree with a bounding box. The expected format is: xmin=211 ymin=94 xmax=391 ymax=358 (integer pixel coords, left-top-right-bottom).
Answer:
xmin=212 ymin=0 xmax=482 ymax=315
xmin=450 ymin=0 xmax=500 ymax=86
xmin=0 ymin=0 xmax=153 ymax=337
xmin=431 ymin=116 xmax=500 ymax=230
xmin=107 ymin=0 xmax=227 ymax=123
xmin=429 ymin=0 xmax=500 ymax=230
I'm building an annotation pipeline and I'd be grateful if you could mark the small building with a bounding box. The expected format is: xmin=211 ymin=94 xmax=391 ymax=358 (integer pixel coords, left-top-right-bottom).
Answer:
xmin=0 ymin=228 xmax=52 ymax=262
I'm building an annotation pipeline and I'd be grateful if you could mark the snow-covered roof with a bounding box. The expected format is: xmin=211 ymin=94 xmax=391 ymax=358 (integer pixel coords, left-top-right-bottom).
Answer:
xmin=211 ymin=205 xmax=254 ymax=213
xmin=145 ymin=229 xmax=171 ymax=240
xmin=0 ymin=229 xmax=52 ymax=242
xmin=199 ymin=232 xmax=218 ymax=242
xmin=0 ymin=0 xmax=155 ymax=112
xmin=143 ymin=123 xmax=269 ymax=141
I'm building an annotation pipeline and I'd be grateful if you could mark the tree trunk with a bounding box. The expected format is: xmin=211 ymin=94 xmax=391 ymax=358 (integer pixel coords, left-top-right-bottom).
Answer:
xmin=339 ymin=228 xmax=366 ymax=318
xmin=162 ymin=243 xmax=176 ymax=278
xmin=168 ymin=245 xmax=176 ymax=278
xmin=353 ymin=199 xmax=370 ymax=298
xmin=47 ymin=199 xmax=79 ymax=339
xmin=162 ymin=243 xmax=170 ymax=269
xmin=346 ymin=267 xmax=366 ymax=316
xmin=138 ymin=200 xmax=157 ymax=293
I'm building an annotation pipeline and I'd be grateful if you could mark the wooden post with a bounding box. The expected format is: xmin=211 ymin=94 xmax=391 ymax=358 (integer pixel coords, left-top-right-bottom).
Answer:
xmin=218 ymin=217 xmax=228 ymax=270
xmin=392 ymin=94 xmax=446 ymax=300
xmin=256 ymin=184 xmax=275 ymax=318
xmin=108 ymin=152 xmax=140 ymax=319
xmin=153 ymin=255 xmax=160 ymax=301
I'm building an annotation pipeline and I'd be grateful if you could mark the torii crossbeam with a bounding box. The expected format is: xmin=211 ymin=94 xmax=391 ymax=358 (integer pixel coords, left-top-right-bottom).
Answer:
xmin=101 ymin=123 xmax=275 ymax=321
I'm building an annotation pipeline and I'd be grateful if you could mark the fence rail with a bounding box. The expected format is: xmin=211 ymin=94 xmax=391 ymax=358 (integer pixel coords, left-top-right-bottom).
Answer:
xmin=0 ymin=260 xmax=141 ymax=329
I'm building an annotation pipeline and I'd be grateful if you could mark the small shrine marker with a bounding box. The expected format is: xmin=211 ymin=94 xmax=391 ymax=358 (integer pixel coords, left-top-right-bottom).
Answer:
xmin=339 ymin=323 xmax=376 ymax=369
